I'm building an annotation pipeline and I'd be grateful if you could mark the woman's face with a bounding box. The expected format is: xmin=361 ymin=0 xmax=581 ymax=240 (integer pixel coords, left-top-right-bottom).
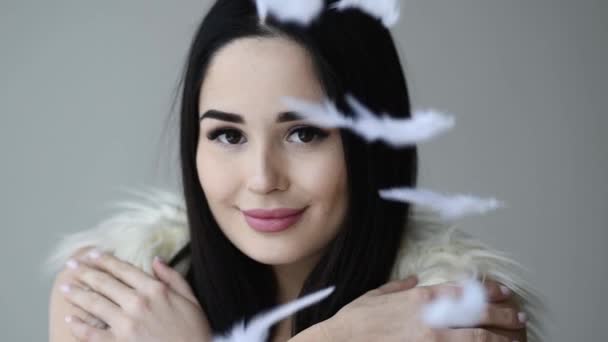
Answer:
xmin=196 ymin=37 xmax=348 ymax=266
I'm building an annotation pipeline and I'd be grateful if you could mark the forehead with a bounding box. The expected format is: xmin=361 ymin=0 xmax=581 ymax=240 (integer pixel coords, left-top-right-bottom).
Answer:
xmin=198 ymin=36 xmax=324 ymax=118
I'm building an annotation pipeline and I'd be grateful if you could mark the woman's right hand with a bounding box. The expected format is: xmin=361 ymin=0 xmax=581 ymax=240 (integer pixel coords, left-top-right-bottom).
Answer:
xmin=50 ymin=247 xmax=213 ymax=342
xmin=323 ymin=275 xmax=525 ymax=342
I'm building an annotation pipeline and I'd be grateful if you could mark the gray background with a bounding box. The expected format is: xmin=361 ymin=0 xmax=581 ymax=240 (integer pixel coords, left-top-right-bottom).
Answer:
xmin=1 ymin=0 xmax=606 ymax=340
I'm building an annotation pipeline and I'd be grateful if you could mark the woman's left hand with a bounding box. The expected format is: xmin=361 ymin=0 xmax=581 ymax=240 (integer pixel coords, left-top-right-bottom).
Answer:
xmin=59 ymin=249 xmax=212 ymax=342
xmin=439 ymin=277 xmax=529 ymax=341
xmin=479 ymin=278 xmax=528 ymax=342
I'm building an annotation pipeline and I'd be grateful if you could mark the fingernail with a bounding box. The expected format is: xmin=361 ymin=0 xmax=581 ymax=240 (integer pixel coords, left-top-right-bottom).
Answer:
xmin=66 ymin=259 xmax=78 ymax=269
xmin=500 ymin=285 xmax=511 ymax=295
xmin=405 ymin=275 xmax=419 ymax=285
xmin=154 ymin=255 xmax=166 ymax=264
xmin=60 ymin=284 xmax=71 ymax=293
xmin=65 ymin=315 xmax=72 ymax=323
xmin=87 ymin=249 xmax=101 ymax=259
xmin=518 ymin=311 xmax=527 ymax=323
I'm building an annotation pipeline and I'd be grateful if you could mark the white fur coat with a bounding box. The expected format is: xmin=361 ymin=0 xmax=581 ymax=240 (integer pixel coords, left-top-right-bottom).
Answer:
xmin=46 ymin=188 xmax=544 ymax=341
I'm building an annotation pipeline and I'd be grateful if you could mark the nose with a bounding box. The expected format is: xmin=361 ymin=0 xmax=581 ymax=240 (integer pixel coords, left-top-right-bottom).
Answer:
xmin=246 ymin=144 xmax=288 ymax=195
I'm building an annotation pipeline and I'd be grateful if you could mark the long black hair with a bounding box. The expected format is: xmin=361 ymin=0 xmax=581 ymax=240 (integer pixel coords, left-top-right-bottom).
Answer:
xmin=176 ymin=0 xmax=418 ymax=338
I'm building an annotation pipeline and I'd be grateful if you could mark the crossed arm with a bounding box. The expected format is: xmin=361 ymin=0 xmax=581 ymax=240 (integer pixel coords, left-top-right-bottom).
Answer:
xmin=49 ymin=248 xmax=527 ymax=342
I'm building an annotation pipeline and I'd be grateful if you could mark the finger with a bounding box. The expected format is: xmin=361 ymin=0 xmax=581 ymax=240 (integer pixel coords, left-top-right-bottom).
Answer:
xmin=69 ymin=303 xmax=109 ymax=329
xmin=435 ymin=327 xmax=511 ymax=342
xmin=476 ymin=302 xmax=527 ymax=330
xmin=60 ymin=282 xmax=122 ymax=328
xmin=486 ymin=326 xmax=528 ymax=341
xmin=65 ymin=315 xmax=113 ymax=342
xmin=417 ymin=281 xmax=464 ymax=302
xmin=421 ymin=279 xmax=511 ymax=303
xmin=368 ymin=275 xmax=418 ymax=296
xmin=152 ymin=256 xmax=199 ymax=306
xmin=66 ymin=258 xmax=138 ymax=308
xmin=79 ymin=248 xmax=155 ymax=293
xmin=481 ymin=278 xmax=512 ymax=302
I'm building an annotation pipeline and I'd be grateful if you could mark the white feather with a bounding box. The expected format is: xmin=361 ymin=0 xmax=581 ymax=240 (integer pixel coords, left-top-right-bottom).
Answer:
xmin=379 ymin=187 xmax=504 ymax=221
xmin=213 ymin=286 xmax=335 ymax=342
xmin=255 ymin=0 xmax=324 ymax=25
xmin=331 ymin=0 xmax=401 ymax=27
xmin=282 ymin=96 xmax=352 ymax=127
xmin=390 ymin=210 xmax=545 ymax=341
xmin=421 ymin=278 xmax=487 ymax=328
xmin=282 ymin=95 xmax=455 ymax=147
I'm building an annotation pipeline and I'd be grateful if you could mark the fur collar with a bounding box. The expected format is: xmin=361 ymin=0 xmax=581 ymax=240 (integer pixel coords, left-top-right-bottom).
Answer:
xmin=45 ymin=188 xmax=544 ymax=340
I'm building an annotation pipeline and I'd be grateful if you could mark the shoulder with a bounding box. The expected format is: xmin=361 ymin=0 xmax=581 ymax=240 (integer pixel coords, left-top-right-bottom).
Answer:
xmin=44 ymin=188 xmax=191 ymax=278
xmin=390 ymin=215 xmax=517 ymax=285
xmin=390 ymin=210 xmax=545 ymax=341
xmin=47 ymin=189 xmax=190 ymax=341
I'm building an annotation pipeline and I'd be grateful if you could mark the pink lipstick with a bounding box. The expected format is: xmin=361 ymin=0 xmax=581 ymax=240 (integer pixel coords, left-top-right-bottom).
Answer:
xmin=242 ymin=207 xmax=306 ymax=233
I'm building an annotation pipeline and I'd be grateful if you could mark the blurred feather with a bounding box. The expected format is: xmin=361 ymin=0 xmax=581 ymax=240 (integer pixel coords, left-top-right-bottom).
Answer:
xmin=331 ymin=0 xmax=401 ymax=27
xmin=391 ymin=209 xmax=546 ymax=341
xmin=422 ymin=278 xmax=487 ymax=328
xmin=213 ymin=286 xmax=335 ymax=342
xmin=379 ymin=187 xmax=505 ymax=221
xmin=255 ymin=0 xmax=324 ymax=25
xmin=282 ymin=95 xmax=455 ymax=147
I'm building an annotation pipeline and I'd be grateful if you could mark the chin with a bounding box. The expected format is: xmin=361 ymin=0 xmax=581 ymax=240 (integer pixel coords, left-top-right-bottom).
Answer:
xmin=242 ymin=238 xmax=326 ymax=269
xmin=241 ymin=245 xmax=304 ymax=266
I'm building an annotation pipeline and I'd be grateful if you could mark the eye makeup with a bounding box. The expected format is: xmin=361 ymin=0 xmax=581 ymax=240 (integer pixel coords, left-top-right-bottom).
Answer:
xmin=286 ymin=125 xmax=329 ymax=143
xmin=204 ymin=125 xmax=330 ymax=147
xmin=206 ymin=127 xmax=246 ymax=145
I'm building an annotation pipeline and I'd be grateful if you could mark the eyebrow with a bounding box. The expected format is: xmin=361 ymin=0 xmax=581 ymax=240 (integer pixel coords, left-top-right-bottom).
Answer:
xmin=199 ymin=110 xmax=304 ymax=124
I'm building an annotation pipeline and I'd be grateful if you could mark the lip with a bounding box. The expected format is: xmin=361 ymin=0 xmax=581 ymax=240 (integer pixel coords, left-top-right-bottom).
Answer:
xmin=242 ymin=207 xmax=306 ymax=232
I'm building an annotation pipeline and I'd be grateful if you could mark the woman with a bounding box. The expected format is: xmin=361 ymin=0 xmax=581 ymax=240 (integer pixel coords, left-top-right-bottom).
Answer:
xmin=48 ymin=0 xmax=542 ymax=341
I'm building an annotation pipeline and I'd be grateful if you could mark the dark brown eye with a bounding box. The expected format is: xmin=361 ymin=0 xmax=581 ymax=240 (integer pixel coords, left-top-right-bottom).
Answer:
xmin=287 ymin=126 xmax=329 ymax=144
xmin=297 ymin=128 xmax=315 ymax=142
xmin=223 ymin=131 xmax=242 ymax=144
xmin=207 ymin=128 xmax=245 ymax=145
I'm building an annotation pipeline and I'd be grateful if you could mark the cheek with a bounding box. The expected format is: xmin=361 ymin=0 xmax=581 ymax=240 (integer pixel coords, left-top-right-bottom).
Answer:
xmin=293 ymin=144 xmax=348 ymax=208
xmin=195 ymin=146 xmax=238 ymax=203
xmin=296 ymin=148 xmax=348 ymax=251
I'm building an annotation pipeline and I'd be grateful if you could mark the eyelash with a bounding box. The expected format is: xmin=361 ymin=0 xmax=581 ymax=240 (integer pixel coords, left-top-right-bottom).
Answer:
xmin=206 ymin=125 xmax=330 ymax=147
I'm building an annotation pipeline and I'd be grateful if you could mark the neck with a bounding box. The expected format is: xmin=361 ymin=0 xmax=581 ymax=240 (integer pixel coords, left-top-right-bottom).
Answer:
xmin=271 ymin=250 xmax=325 ymax=341
xmin=271 ymin=258 xmax=315 ymax=342
xmin=272 ymin=317 xmax=293 ymax=342
xmin=273 ymin=251 xmax=322 ymax=303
